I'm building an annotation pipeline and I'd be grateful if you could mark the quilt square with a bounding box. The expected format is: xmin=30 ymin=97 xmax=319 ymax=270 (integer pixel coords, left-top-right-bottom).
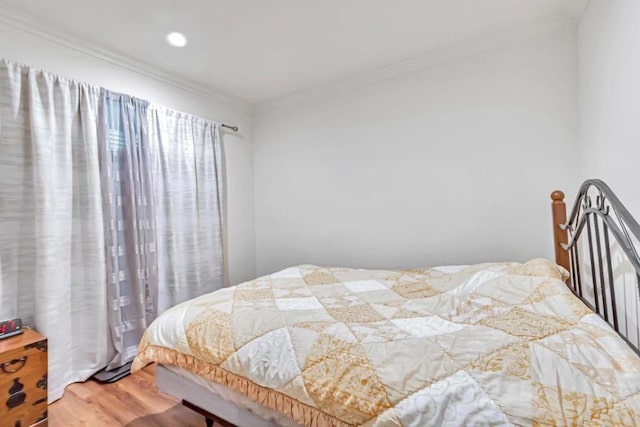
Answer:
xmin=344 ymin=280 xmax=388 ymax=292
xmin=276 ymin=297 xmax=324 ymax=311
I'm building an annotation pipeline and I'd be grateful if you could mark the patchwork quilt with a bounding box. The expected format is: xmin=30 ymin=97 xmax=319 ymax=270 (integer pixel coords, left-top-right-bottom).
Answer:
xmin=132 ymin=259 xmax=640 ymax=426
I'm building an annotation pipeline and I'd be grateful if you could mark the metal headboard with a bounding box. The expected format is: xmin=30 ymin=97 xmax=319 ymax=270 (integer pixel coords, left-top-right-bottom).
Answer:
xmin=552 ymin=179 xmax=640 ymax=355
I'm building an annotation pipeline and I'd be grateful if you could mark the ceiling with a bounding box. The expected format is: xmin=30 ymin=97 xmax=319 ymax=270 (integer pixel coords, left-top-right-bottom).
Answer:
xmin=0 ymin=0 xmax=588 ymax=104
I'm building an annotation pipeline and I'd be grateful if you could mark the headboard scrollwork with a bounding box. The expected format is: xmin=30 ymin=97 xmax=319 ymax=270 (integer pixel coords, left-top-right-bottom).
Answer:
xmin=552 ymin=179 xmax=640 ymax=355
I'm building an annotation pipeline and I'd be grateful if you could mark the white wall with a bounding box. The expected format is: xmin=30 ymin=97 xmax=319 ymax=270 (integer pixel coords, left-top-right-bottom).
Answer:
xmin=578 ymin=0 xmax=640 ymax=216
xmin=253 ymin=25 xmax=579 ymax=275
xmin=0 ymin=21 xmax=257 ymax=285
xmin=1 ymin=12 xmax=590 ymax=283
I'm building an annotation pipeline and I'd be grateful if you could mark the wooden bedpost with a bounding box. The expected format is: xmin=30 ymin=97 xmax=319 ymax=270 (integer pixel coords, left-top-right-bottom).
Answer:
xmin=551 ymin=190 xmax=570 ymax=273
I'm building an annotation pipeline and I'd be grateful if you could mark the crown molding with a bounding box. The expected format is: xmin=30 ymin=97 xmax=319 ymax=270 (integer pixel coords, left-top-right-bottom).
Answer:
xmin=0 ymin=5 xmax=577 ymax=117
xmin=0 ymin=4 xmax=251 ymax=113
xmin=255 ymin=14 xmax=576 ymax=115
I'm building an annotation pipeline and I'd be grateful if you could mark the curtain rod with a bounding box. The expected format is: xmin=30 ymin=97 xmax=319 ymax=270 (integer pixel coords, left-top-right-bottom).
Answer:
xmin=221 ymin=123 xmax=239 ymax=132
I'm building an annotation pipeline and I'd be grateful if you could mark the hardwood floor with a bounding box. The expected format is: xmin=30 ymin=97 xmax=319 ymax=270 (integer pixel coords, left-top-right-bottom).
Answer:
xmin=48 ymin=364 xmax=207 ymax=427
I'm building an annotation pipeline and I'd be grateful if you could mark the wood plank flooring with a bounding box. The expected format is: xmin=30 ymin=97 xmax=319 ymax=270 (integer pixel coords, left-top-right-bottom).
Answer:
xmin=48 ymin=364 xmax=206 ymax=427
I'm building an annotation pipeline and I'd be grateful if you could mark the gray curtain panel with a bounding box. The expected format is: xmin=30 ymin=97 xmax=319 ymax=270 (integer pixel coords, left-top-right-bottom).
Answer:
xmin=98 ymin=90 xmax=158 ymax=370
xmin=148 ymin=106 xmax=226 ymax=314
xmin=0 ymin=60 xmax=109 ymax=401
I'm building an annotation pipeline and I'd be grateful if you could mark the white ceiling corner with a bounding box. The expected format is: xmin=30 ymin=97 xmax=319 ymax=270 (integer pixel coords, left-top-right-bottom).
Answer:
xmin=0 ymin=3 xmax=248 ymax=111
xmin=255 ymin=14 xmax=576 ymax=114
xmin=0 ymin=0 xmax=588 ymax=106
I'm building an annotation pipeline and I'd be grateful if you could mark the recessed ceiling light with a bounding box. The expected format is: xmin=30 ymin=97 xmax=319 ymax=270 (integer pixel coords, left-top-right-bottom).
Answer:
xmin=166 ymin=32 xmax=187 ymax=47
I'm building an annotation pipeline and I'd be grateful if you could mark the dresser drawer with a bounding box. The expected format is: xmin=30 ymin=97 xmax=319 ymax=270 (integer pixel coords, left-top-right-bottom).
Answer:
xmin=0 ymin=334 xmax=47 ymax=427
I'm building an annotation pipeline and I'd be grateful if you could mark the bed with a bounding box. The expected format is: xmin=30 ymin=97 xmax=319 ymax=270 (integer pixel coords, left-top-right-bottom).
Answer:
xmin=132 ymin=179 xmax=640 ymax=426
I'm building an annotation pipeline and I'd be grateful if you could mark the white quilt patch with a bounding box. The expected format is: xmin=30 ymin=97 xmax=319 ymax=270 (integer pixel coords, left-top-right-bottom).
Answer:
xmin=391 ymin=316 xmax=465 ymax=338
xmin=276 ymin=297 xmax=324 ymax=311
xmin=236 ymin=328 xmax=301 ymax=388
xmin=343 ymin=280 xmax=388 ymax=292
xmin=147 ymin=304 xmax=196 ymax=355
xmin=271 ymin=267 xmax=303 ymax=278
xmin=447 ymin=271 xmax=502 ymax=298
xmin=394 ymin=370 xmax=511 ymax=426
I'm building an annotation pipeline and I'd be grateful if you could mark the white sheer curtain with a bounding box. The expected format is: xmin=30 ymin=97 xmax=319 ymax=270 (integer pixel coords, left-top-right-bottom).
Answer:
xmin=148 ymin=106 xmax=226 ymax=314
xmin=98 ymin=91 xmax=158 ymax=370
xmin=0 ymin=60 xmax=110 ymax=401
xmin=0 ymin=59 xmax=227 ymax=400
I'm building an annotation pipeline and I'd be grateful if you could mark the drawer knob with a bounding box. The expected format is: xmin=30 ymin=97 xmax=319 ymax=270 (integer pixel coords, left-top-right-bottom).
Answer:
xmin=1 ymin=356 xmax=28 ymax=374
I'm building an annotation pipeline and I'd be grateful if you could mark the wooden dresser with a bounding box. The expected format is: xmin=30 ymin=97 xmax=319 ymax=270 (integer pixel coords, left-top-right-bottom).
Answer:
xmin=0 ymin=329 xmax=47 ymax=427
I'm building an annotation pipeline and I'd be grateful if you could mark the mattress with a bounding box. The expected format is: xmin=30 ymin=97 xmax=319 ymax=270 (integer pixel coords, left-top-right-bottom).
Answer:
xmin=133 ymin=259 xmax=640 ymax=426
